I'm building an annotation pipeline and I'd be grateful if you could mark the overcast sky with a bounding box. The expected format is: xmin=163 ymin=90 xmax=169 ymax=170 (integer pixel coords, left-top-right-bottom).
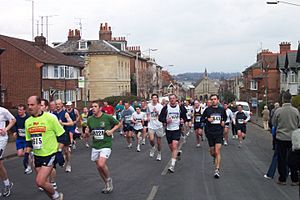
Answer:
xmin=1 ymin=0 xmax=300 ymax=74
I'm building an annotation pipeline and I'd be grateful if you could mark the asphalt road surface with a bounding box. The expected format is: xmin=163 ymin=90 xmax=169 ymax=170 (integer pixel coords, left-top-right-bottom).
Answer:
xmin=2 ymin=123 xmax=298 ymax=200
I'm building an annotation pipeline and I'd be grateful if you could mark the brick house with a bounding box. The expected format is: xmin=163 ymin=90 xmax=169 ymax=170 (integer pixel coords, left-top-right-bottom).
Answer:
xmin=0 ymin=34 xmax=83 ymax=108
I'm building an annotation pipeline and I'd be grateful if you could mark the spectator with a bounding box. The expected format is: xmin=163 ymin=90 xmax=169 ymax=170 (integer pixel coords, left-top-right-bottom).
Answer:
xmin=262 ymin=106 xmax=270 ymax=130
xmin=102 ymin=101 xmax=114 ymax=115
xmin=272 ymin=90 xmax=300 ymax=185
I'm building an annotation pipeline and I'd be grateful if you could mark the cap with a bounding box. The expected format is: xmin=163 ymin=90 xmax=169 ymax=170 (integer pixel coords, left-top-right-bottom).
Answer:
xmin=66 ymin=101 xmax=72 ymax=106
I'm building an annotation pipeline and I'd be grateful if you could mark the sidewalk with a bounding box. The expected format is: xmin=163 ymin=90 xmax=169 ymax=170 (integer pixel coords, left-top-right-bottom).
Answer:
xmin=250 ymin=115 xmax=264 ymax=128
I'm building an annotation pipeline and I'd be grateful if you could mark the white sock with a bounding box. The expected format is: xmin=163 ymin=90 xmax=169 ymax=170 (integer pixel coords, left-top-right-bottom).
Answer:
xmin=3 ymin=179 xmax=9 ymax=187
xmin=171 ymin=158 xmax=176 ymax=166
xmin=52 ymin=191 xmax=59 ymax=199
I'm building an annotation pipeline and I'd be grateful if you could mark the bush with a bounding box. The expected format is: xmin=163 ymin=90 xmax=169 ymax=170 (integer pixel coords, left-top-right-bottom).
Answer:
xmin=100 ymin=95 xmax=142 ymax=107
xmin=292 ymin=95 xmax=300 ymax=108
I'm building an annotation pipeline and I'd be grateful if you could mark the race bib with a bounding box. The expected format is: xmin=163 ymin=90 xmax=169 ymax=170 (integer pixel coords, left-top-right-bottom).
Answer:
xmin=31 ymin=133 xmax=43 ymax=150
xmin=238 ymin=119 xmax=244 ymax=124
xmin=92 ymin=129 xmax=105 ymax=140
xmin=125 ymin=115 xmax=132 ymax=124
xmin=150 ymin=112 xmax=158 ymax=120
xmin=169 ymin=113 xmax=179 ymax=120
xmin=211 ymin=114 xmax=221 ymax=124
xmin=83 ymin=118 xmax=88 ymax=124
xmin=18 ymin=129 xmax=26 ymax=137
xmin=195 ymin=116 xmax=201 ymax=123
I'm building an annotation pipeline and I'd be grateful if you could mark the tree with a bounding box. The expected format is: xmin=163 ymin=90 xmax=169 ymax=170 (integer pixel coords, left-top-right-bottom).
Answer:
xmin=223 ymin=90 xmax=236 ymax=103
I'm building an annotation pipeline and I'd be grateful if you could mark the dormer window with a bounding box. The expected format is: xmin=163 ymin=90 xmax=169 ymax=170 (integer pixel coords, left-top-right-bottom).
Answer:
xmin=78 ymin=40 xmax=88 ymax=50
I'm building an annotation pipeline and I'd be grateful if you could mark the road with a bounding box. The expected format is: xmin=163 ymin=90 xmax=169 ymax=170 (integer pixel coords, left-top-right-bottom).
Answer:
xmin=3 ymin=123 xmax=298 ymax=200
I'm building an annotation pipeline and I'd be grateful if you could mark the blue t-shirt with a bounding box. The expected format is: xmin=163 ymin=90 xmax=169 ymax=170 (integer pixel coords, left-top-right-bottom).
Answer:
xmin=14 ymin=114 xmax=30 ymax=140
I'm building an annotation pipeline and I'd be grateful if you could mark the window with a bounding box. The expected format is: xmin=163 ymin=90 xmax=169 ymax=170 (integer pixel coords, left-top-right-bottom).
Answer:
xmin=69 ymin=67 xmax=74 ymax=78
xmin=250 ymin=80 xmax=257 ymax=90
xmin=78 ymin=41 xmax=88 ymax=50
xmin=54 ymin=66 xmax=59 ymax=78
xmin=60 ymin=66 xmax=65 ymax=78
xmin=65 ymin=90 xmax=72 ymax=102
xmin=77 ymin=89 xmax=81 ymax=101
xmin=65 ymin=66 xmax=70 ymax=79
xmin=290 ymin=71 xmax=297 ymax=83
xmin=43 ymin=91 xmax=49 ymax=100
xmin=42 ymin=66 xmax=48 ymax=78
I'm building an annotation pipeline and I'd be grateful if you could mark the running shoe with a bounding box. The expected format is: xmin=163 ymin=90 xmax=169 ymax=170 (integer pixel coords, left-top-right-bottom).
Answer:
xmin=150 ymin=147 xmax=155 ymax=157
xmin=85 ymin=143 xmax=90 ymax=148
xmin=291 ymin=182 xmax=299 ymax=186
xmin=38 ymin=187 xmax=44 ymax=191
xmin=65 ymin=165 xmax=72 ymax=173
xmin=102 ymin=179 xmax=113 ymax=194
xmin=214 ymin=169 xmax=220 ymax=179
xmin=156 ymin=152 xmax=161 ymax=161
xmin=72 ymin=141 xmax=76 ymax=150
xmin=2 ymin=182 xmax=13 ymax=197
xmin=263 ymin=174 xmax=272 ymax=180
xmin=53 ymin=193 xmax=64 ymax=200
xmin=224 ymin=141 xmax=228 ymax=146
xmin=142 ymin=138 xmax=146 ymax=145
xmin=25 ymin=166 xmax=33 ymax=175
xmin=168 ymin=164 xmax=175 ymax=173
xmin=196 ymin=143 xmax=201 ymax=148
xmin=127 ymin=143 xmax=132 ymax=149
xmin=277 ymin=181 xmax=287 ymax=185
xmin=52 ymin=182 xmax=58 ymax=190
xmin=177 ymin=150 xmax=182 ymax=161
xmin=137 ymin=145 xmax=141 ymax=152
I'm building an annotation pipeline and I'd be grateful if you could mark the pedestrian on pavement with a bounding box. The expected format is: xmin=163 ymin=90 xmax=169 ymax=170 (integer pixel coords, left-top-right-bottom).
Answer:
xmin=24 ymin=96 xmax=65 ymax=200
xmin=85 ymin=101 xmax=120 ymax=194
xmin=289 ymin=128 xmax=300 ymax=187
xmin=200 ymin=94 xmax=227 ymax=178
xmin=262 ymin=106 xmax=270 ymax=130
xmin=0 ymin=105 xmax=16 ymax=197
xmin=272 ymin=91 xmax=300 ymax=185
xmin=159 ymin=94 xmax=187 ymax=173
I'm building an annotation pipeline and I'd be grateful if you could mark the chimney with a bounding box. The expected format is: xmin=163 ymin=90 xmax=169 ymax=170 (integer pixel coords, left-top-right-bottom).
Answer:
xmin=34 ymin=35 xmax=46 ymax=47
xmin=279 ymin=42 xmax=291 ymax=54
xmin=99 ymin=22 xmax=112 ymax=41
xmin=68 ymin=29 xmax=81 ymax=41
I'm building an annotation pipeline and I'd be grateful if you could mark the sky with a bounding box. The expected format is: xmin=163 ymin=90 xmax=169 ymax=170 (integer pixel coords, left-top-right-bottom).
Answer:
xmin=1 ymin=0 xmax=300 ymax=75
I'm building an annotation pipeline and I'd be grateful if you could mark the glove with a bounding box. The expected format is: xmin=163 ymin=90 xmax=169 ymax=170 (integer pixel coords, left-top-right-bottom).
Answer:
xmin=23 ymin=152 xmax=29 ymax=169
xmin=56 ymin=151 xmax=65 ymax=167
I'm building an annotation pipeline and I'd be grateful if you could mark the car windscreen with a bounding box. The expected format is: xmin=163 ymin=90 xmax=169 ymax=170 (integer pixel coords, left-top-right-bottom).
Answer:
xmin=242 ymin=105 xmax=250 ymax=111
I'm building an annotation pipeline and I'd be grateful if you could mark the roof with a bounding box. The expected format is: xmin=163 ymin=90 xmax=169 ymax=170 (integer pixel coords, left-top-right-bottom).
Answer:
xmin=277 ymin=51 xmax=300 ymax=70
xmin=55 ymin=39 xmax=134 ymax=58
xmin=0 ymin=35 xmax=82 ymax=67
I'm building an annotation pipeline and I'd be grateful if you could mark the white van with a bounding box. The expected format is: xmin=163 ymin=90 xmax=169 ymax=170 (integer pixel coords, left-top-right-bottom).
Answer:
xmin=235 ymin=101 xmax=251 ymax=117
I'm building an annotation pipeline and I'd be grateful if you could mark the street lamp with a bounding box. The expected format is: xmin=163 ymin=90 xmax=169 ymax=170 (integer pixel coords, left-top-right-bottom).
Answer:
xmin=266 ymin=1 xmax=300 ymax=6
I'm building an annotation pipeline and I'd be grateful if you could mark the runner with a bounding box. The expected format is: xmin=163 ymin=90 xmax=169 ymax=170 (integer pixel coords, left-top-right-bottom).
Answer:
xmin=49 ymin=101 xmax=56 ymax=113
xmin=184 ymin=100 xmax=194 ymax=137
xmin=102 ymin=101 xmax=114 ymax=116
xmin=223 ymin=103 xmax=233 ymax=146
xmin=81 ymin=107 xmax=90 ymax=148
xmin=131 ymin=106 xmax=144 ymax=152
xmin=233 ymin=104 xmax=250 ymax=148
xmin=229 ymin=102 xmax=238 ymax=139
xmin=41 ymin=99 xmax=59 ymax=191
xmin=24 ymin=96 xmax=65 ymax=200
xmin=85 ymin=101 xmax=120 ymax=194
xmin=147 ymin=94 xmax=164 ymax=161
xmin=140 ymin=100 xmax=148 ymax=145
xmin=121 ymin=102 xmax=134 ymax=148
xmin=159 ymin=94 xmax=187 ymax=173
xmin=193 ymin=100 xmax=204 ymax=147
xmin=0 ymin=105 xmax=16 ymax=197
xmin=201 ymin=94 xmax=227 ymax=178
xmin=13 ymin=104 xmax=32 ymax=174
xmin=65 ymin=101 xmax=80 ymax=150
xmin=53 ymin=99 xmax=74 ymax=173
xmin=115 ymin=100 xmax=124 ymax=135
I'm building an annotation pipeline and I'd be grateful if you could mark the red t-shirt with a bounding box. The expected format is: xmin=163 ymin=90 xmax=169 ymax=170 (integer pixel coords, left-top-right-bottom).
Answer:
xmin=102 ymin=105 xmax=114 ymax=115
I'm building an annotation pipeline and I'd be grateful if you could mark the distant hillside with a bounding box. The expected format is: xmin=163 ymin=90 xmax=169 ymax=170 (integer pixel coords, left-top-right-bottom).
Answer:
xmin=174 ymin=72 xmax=241 ymax=83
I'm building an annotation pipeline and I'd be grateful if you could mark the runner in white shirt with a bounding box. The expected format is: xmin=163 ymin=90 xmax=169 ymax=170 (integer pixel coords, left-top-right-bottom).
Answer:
xmin=223 ymin=103 xmax=233 ymax=146
xmin=147 ymin=94 xmax=164 ymax=161
xmin=0 ymin=107 xmax=16 ymax=197
xmin=131 ymin=106 xmax=145 ymax=152
xmin=184 ymin=100 xmax=194 ymax=137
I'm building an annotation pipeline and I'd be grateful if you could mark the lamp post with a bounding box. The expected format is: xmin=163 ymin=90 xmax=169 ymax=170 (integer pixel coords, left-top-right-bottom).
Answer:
xmin=266 ymin=1 xmax=300 ymax=6
xmin=25 ymin=0 xmax=34 ymax=41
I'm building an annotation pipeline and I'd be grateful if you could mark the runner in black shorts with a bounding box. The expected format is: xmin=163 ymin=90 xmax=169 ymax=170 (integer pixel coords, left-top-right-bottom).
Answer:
xmin=141 ymin=100 xmax=148 ymax=145
xmin=201 ymin=94 xmax=227 ymax=179
xmin=193 ymin=100 xmax=204 ymax=147
xmin=233 ymin=104 xmax=250 ymax=148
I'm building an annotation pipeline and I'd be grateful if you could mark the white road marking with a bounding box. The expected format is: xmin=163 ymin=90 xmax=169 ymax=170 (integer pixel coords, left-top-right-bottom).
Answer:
xmin=146 ymin=185 xmax=159 ymax=200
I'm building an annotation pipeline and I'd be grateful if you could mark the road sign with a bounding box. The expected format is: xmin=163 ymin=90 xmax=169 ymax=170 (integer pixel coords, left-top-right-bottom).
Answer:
xmin=78 ymin=77 xmax=85 ymax=88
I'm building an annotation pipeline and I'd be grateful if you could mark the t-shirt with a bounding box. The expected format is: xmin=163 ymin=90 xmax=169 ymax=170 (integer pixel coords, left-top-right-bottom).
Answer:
xmin=14 ymin=114 xmax=30 ymax=140
xmin=167 ymin=104 xmax=181 ymax=131
xmin=0 ymin=107 xmax=15 ymax=141
xmin=234 ymin=111 xmax=249 ymax=125
xmin=185 ymin=105 xmax=194 ymax=120
xmin=201 ymin=106 xmax=227 ymax=135
xmin=147 ymin=103 xmax=163 ymax=129
xmin=81 ymin=113 xmax=88 ymax=127
xmin=121 ymin=108 xmax=134 ymax=126
xmin=131 ymin=112 xmax=144 ymax=130
xmin=87 ymin=113 xmax=119 ymax=149
xmin=25 ymin=112 xmax=65 ymax=157
xmin=102 ymin=105 xmax=114 ymax=115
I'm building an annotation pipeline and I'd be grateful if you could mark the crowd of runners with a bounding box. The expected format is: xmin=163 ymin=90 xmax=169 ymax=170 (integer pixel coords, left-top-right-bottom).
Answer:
xmin=0 ymin=93 xmax=298 ymax=199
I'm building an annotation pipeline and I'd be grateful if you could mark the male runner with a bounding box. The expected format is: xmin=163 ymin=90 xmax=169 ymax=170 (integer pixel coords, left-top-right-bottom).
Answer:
xmin=159 ymin=94 xmax=187 ymax=173
xmin=0 ymin=105 xmax=15 ymax=197
xmin=53 ymin=99 xmax=74 ymax=173
xmin=49 ymin=101 xmax=56 ymax=113
xmin=65 ymin=101 xmax=80 ymax=150
xmin=85 ymin=101 xmax=120 ymax=194
xmin=141 ymin=100 xmax=148 ymax=145
xmin=201 ymin=94 xmax=227 ymax=178
xmin=24 ymin=96 xmax=65 ymax=200
xmin=147 ymin=94 xmax=164 ymax=161
xmin=13 ymin=104 xmax=32 ymax=174
xmin=184 ymin=100 xmax=194 ymax=136
xmin=233 ymin=104 xmax=250 ymax=148
xmin=121 ymin=102 xmax=134 ymax=148
xmin=81 ymin=107 xmax=90 ymax=148
xmin=223 ymin=103 xmax=233 ymax=146
xmin=193 ymin=100 xmax=204 ymax=147
xmin=131 ymin=106 xmax=144 ymax=152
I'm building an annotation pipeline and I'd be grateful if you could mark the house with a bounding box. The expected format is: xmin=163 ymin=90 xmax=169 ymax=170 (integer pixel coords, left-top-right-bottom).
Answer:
xmin=0 ymin=34 xmax=83 ymax=108
xmin=194 ymin=69 xmax=219 ymax=101
xmin=55 ymin=24 xmax=133 ymax=100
